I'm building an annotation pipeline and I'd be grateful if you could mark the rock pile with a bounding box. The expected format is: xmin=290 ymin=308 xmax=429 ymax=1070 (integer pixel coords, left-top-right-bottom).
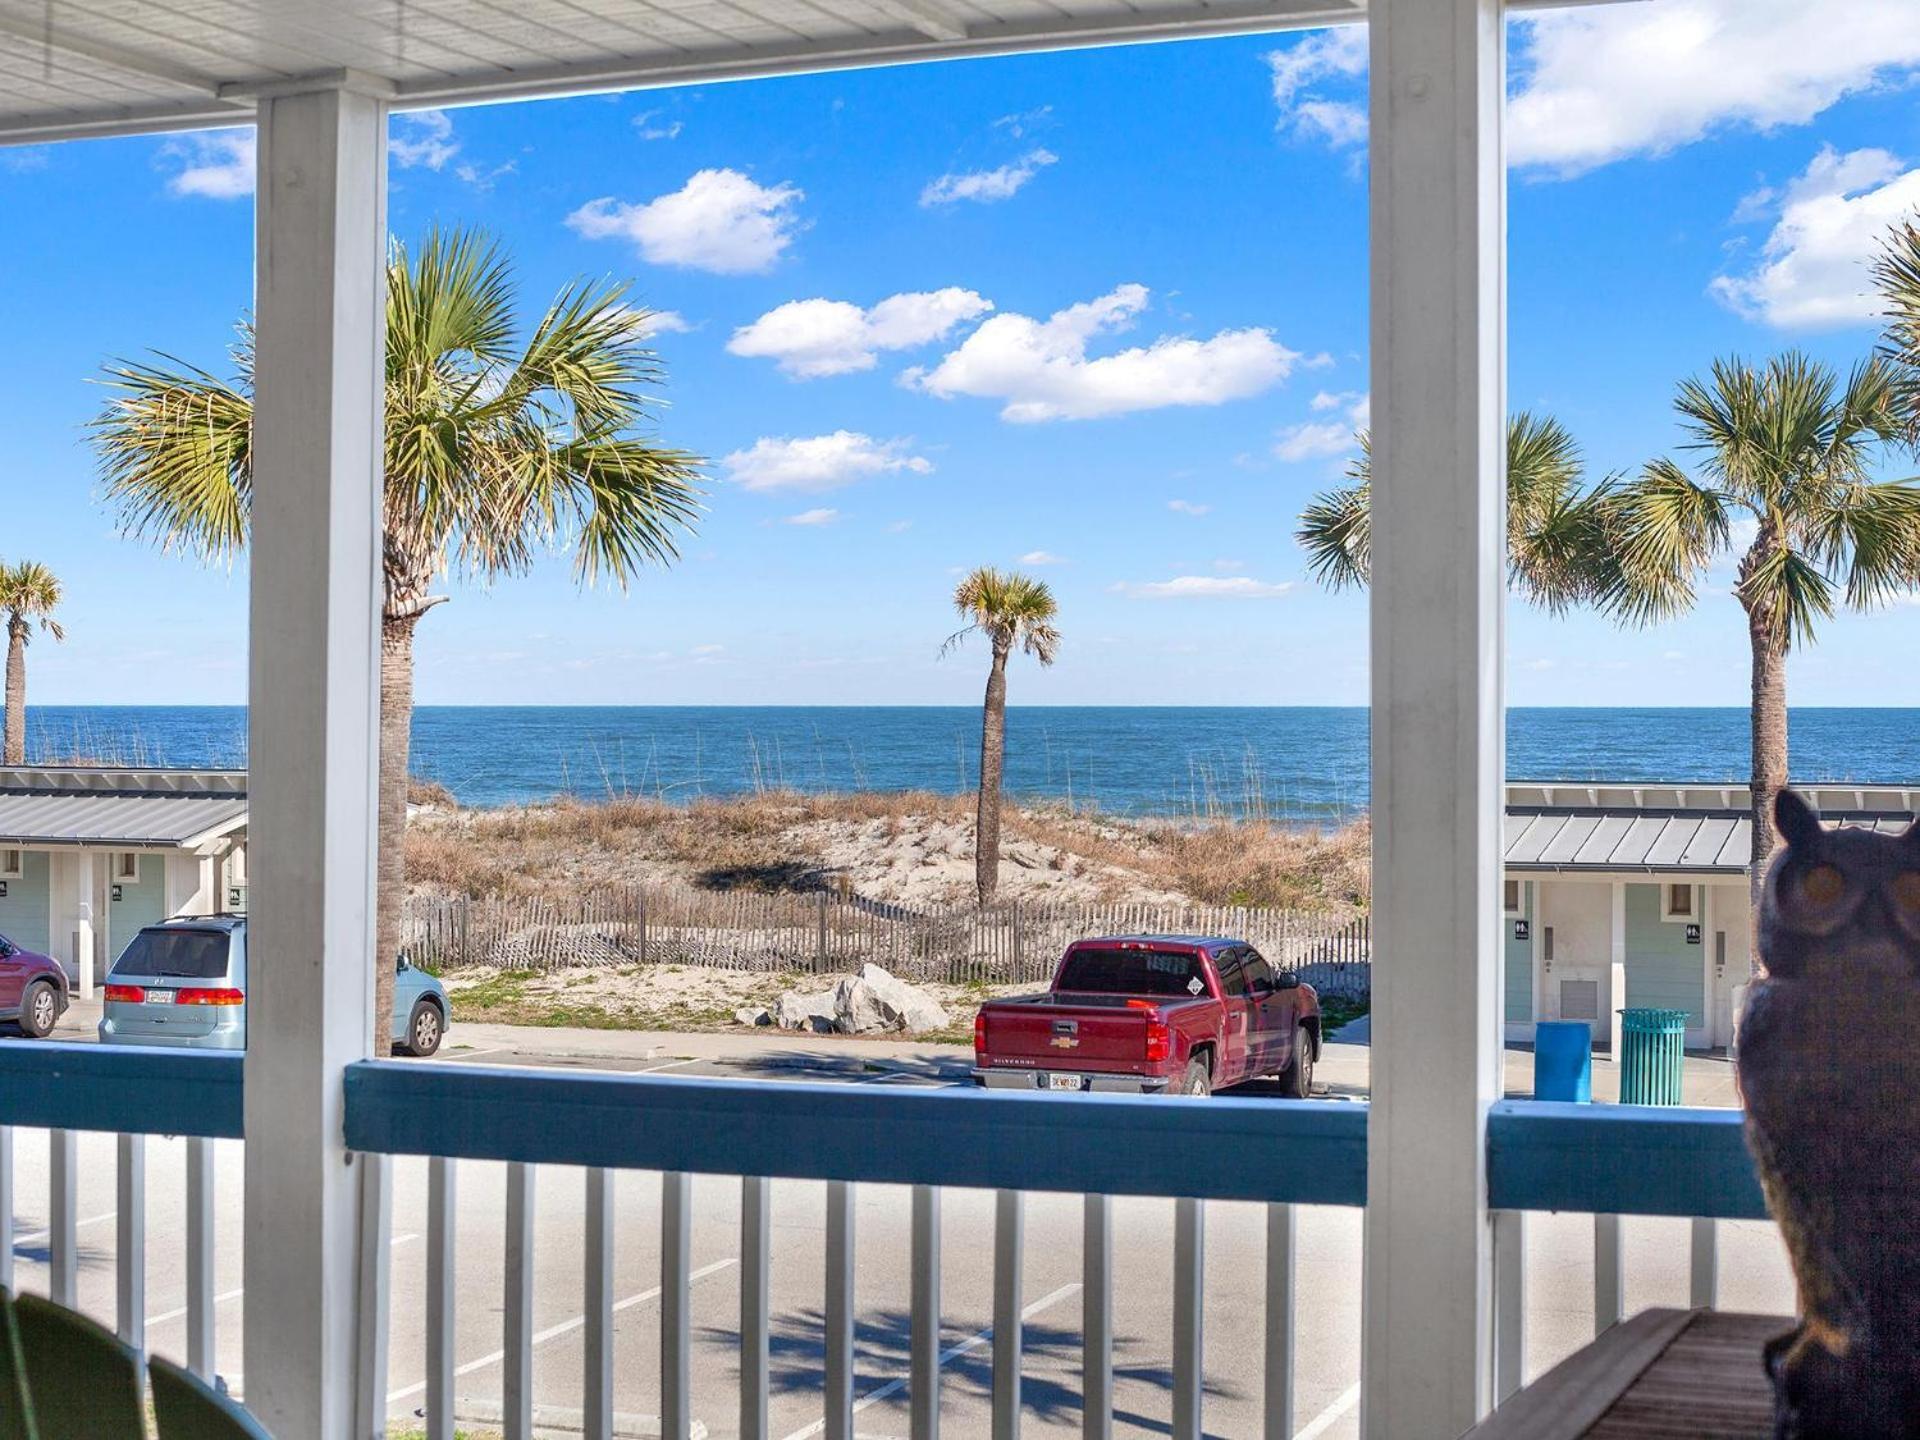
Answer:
xmin=751 ymin=964 xmax=952 ymax=1035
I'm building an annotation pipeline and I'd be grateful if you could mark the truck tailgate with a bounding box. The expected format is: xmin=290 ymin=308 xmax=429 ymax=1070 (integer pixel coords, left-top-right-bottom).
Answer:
xmin=980 ymin=994 xmax=1202 ymax=1072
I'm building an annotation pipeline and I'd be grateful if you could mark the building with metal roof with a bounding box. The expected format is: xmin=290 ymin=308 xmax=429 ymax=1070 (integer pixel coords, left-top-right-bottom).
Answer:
xmin=1497 ymin=782 xmax=1918 ymax=1053
xmin=0 ymin=767 xmax=248 ymax=998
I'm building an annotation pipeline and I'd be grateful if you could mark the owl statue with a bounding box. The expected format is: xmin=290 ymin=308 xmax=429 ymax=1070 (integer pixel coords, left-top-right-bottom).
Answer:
xmin=1740 ymin=789 xmax=1920 ymax=1439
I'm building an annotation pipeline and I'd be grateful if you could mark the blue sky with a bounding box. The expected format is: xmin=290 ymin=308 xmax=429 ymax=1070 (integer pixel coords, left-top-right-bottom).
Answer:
xmin=4 ymin=0 xmax=1920 ymax=708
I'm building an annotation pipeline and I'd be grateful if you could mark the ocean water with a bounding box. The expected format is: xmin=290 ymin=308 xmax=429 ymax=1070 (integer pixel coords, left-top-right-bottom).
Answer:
xmin=18 ymin=705 xmax=1920 ymax=821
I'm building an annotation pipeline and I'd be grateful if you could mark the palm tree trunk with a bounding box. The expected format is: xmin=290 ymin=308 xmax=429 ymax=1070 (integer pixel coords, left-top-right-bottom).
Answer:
xmin=374 ymin=610 xmax=420 ymax=1057
xmin=3 ymin=619 xmax=26 ymax=766
xmin=975 ymin=642 xmax=1010 ymax=905
xmin=1747 ymin=604 xmax=1789 ymax=979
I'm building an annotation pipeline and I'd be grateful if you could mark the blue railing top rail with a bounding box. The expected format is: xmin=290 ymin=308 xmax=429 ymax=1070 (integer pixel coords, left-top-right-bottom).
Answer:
xmin=343 ymin=1060 xmax=1372 ymax=1205
xmin=0 ymin=1042 xmax=242 ymax=1139
xmin=0 ymin=1047 xmax=1770 ymax=1220
xmin=1485 ymin=1100 xmax=1768 ymax=1220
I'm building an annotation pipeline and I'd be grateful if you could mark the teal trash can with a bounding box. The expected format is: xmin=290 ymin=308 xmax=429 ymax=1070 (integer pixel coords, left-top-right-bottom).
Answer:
xmin=1618 ymin=1008 xmax=1687 ymax=1105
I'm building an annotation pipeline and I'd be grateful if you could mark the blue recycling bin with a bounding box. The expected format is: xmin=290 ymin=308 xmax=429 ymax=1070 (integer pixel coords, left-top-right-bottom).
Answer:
xmin=1534 ymin=1020 xmax=1593 ymax=1103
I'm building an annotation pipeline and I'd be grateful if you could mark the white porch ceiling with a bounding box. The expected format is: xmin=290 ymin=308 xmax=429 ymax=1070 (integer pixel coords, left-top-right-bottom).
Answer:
xmin=0 ymin=0 xmax=1367 ymax=144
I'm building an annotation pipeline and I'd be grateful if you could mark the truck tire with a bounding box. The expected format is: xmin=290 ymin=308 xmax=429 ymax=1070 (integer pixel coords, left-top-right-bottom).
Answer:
xmin=1177 ymin=1057 xmax=1212 ymax=1097
xmin=1278 ymin=1024 xmax=1314 ymax=1099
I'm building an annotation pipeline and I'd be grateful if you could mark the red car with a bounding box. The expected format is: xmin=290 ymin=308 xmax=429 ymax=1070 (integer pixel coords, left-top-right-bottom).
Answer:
xmin=973 ymin=935 xmax=1320 ymax=1097
xmin=0 ymin=931 xmax=69 ymax=1039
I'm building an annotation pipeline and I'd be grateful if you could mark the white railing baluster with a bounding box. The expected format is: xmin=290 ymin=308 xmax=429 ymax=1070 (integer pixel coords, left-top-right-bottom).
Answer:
xmin=662 ymin=1172 xmax=692 ymax=1440
xmin=354 ymin=1151 xmax=393 ymax=1440
xmin=825 ymin=1180 xmax=855 ymax=1440
xmin=116 ymin=1133 xmax=145 ymax=1357
xmin=1492 ymin=1209 xmax=1525 ymax=1404
xmin=1593 ymin=1213 xmax=1623 ymax=1335
xmin=1690 ymin=1217 xmax=1718 ymax=1310
xmin=1172 ymin=1197 xmax=1204 ymax=1440
xmin=505 ymin=1161 xmax=536 ymax=1440
xmin=910 ymin=1184 xmax=941 ymax=1440
xmin=427 ymin=1155 xmax=457 ymax=1440
xmin=1263 ymin=1203 xmax=1296 ymax=1440
xmin=186 ymin=1136 xmax=215 ymax=1380
xmin=585 ymin=1168 xmax=615 ymax=1440
xmin=0 ymin=1125 xmax=14 ymax=1294
xmin=1083 ymin=1195 xmax=1112 ymax=1440
xmin=48 ymin=1129 xmax=75 ymax=1306
xmin=991 ymin=1189 xmax=1023 ymax=1440
xmin=740 ymin=1175 xmax=771 ymax=1440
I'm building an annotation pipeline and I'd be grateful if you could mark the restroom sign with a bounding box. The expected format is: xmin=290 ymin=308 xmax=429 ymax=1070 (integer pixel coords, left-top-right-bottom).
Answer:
xmin=1685 ymin=923 xmax=1702 ymax=945
xmin=1513 ymin=919 xmax=1530 ymax=941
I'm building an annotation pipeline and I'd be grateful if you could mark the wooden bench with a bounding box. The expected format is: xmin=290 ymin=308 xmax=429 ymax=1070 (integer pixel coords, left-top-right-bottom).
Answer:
xmin=1467 ymin=1309 xmax=1791 ymax=1439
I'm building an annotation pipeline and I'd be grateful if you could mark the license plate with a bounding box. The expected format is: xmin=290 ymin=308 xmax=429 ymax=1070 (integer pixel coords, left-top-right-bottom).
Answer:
xmin=1047 ymin=1074 xmax=1081 ymax=1092
xmin=144 ymin=990 xmax=176 ymax=1005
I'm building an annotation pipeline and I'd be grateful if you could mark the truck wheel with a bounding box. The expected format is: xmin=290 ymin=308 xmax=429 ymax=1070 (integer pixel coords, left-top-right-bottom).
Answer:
xmin=1279 ymin=1025 xmax=1314 ymax=1099
xmin=1177 ymin=1058 xmax=1212 ymax=1097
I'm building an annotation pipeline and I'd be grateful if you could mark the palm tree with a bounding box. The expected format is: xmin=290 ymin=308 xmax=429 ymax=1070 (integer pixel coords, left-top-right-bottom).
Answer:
xmin=1602 ymin=352 xmax=1920 ymax=970
xmin=91 ymin=228 xmax=704 ymax=1050
xmin=944 ymin=567 xmax=1060 ymax=904
xmin=0 ymin=561 xmax=65 ymax=766
xmin=1874 ymin=216 xmax=1920 ymax=436
xmin=1296 ymin=412 xmax=1620 ymax=611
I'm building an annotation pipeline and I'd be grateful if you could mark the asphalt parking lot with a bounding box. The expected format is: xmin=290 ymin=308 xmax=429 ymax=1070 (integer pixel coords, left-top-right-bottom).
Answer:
xmin=11 ymin=1007 xmax=1778 ymax=1438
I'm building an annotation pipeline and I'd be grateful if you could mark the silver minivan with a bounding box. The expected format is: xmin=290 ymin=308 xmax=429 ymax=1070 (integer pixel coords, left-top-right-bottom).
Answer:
xmin=99 ymin=916 xmax=449 ymax=1054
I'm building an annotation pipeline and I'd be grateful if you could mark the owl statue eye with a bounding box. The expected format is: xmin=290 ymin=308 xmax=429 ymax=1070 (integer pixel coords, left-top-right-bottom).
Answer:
xmin=1891 ymin=872 xmax=1920 ymax=914
xmin=1801 ymin=864 xmax=1847 ymax=906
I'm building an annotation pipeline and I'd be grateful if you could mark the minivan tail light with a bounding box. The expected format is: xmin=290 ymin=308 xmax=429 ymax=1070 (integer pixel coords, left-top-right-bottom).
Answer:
xmin=103 ymin=984 xmax=145 ymax=1004
xmin=1145 ymin=1019 xmax=1171 ymax=1063
xmin=175 ymin=987 xmax=245 ymax=1006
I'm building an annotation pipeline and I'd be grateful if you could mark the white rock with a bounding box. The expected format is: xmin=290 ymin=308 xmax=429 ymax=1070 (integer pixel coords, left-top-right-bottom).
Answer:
xmin=834 ymin=963 xmax=951 ymax=1035
xmin=734 ymin=1005 xmax=772 ymax=1028
xmin=774 ymin=987 xmax=840 ymax=1033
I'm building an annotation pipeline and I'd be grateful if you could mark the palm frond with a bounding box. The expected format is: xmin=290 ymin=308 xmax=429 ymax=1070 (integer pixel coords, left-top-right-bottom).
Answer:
xmin=1599 ymin=458 xmax=1732 ymax=627
xmin=1872 ymin=218 xmax=1920 ymax=441
xmin=1806 ymin=477 xmax=1920 ymax=609
xmin=946 ymin=567 xmax=1060 ymax=665
xmin=1739 ymin=542 xmax=1834 ymax=652
xmin=0 ymin=561 xmax=66 ymax=641
xmin=89 ymin=355 xmax=253 ymax=562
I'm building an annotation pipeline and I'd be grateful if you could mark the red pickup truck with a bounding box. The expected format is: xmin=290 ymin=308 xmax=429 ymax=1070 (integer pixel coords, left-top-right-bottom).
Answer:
xmin=972 ymin=935 xmax=1320 ymax=1097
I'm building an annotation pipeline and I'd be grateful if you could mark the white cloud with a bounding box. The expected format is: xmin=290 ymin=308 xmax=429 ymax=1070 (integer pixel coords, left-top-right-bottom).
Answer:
xmin=1711 ymin=147 xmax=1920 ymax=328
xmin=785 ymin=508 xmax=840 ymax=526
xmin=454 ymin=160 xmax=516 ymax=191
xmin=1212 ymin=558 xmax=1245 ymax=572
xmin=567 ymin=169 xmax=804 ymax=275
xmin=724 ymin=431 xmax=934 ymax=492
xmin=1019 ymin=550 xmax=1067 ymax=566
xmin=162 ymin=130 xmax=255 ymax=199
xmin=640 ymin=309 xmax=694 ymax=335
xmin=1167 ymin=500 xmax=1211 ymax=516
xmin=633 ymin=110 xmax=684 ymax=141
xmin=1508 ymin=0 xmax=1920 ymax=176
xmin=906 ymin=284 xmax=1298 ymax=422
xmin=691 ymin=643 xmax=726 ymax=655
xmin=391 ymin=110 xmax=458 ymax=170
xmin=993 ymin=106 xmax=1053 ymax=139
xmin=728 ymin=288 xmax=993 ymax=379
xmin=1116 ymin=576 xmax=1295 ymax=600
xmin=1265 ymin=28 xmax=1369 ymax=150
xmin=920 ymin=149 xmax=1058 ymax=207
xmin=1275 ymin=390 xmax=1369 ymax=462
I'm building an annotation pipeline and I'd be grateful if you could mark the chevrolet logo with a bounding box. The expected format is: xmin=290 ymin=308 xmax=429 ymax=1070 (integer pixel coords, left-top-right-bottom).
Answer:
xmin=1049 ymin=1035 xmax=1080 ymax=1049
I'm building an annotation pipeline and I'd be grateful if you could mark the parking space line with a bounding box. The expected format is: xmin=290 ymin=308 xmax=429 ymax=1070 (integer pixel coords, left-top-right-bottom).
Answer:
xmin=1294 ymin=1382 xmax=1360 ymax=1440
xmin=13 ymin=1210 xmax=116 ymax=1251
xmin=436 ymin=1047 xmax=509 ymax=1064
xmin=385 ymin=1256 xmax=738 ymax=1406
xmin=778 ymin=1281 xmax=1083 ymax=1440
xmin=636 ymin=1057 xmax=704 ymax=1074
xmin=144 ymin=1234 xmax=418 ymax=1328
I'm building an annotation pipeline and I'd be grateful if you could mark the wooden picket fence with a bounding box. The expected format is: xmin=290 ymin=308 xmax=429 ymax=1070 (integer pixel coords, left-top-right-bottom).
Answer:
xmin=402 ymin=885 xmax=1372 ymax=994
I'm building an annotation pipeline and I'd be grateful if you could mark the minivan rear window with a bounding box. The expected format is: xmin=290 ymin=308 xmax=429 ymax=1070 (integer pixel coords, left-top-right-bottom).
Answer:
xmin=1055 ymin=948 xmax=1210 ymax=998
xmin=111 ymin=929 xmax=231 ymax=980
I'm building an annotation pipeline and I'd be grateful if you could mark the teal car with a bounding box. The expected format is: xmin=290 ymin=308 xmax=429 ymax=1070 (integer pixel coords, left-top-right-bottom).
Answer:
xmin=98 ymin=916 xmax=449 ymax=1055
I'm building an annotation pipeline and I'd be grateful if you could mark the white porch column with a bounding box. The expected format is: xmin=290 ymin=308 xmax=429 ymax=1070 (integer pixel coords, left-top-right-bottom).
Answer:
xmin=1363 ymin=0 xmax=1506 ymax=1434
xmin=1609 ymin=881 xmax=1626 ymax=1059
xmin=242 ymin=78 xmax=387 ymax=1440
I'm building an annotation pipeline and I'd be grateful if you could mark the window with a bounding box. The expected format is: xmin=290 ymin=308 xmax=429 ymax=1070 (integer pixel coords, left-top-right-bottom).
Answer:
xmin=114 ymin=851 xmax=141 ymax=883
xmin=1663 ymin=883 xmax=1694 ymax=920
xmin=1055 ymin=948 xmax=1209 ymax=998
xmin=1217 ymin=951 xmax=1248 ymax=998
xmin=0 ymin=849 xmax=21 ymax=880
xmin=1503 ymin=878 xmax=1522 ymax=916
xmin=1243 ymin=950 xmax=1278 ymax=992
